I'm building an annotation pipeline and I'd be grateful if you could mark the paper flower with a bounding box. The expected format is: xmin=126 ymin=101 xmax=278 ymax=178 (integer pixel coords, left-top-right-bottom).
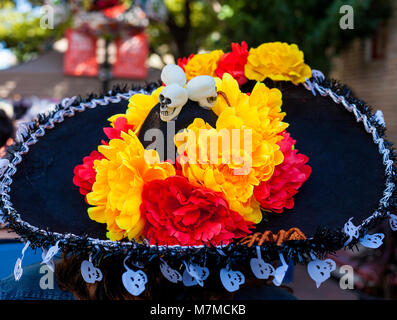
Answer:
xmin=215 ymin=41 xmax=249 ymax=85
xmin=140 ymin=175 xmax=253 ymax=245
xmin=254 ymin=132 xmax=311 ymax=213
xmin=184 ymin=50 xmax=224 ymax=81
xmin=103 ymin=116 xmax=135 ymax=140
xmin=108 ymin=86 xmax=164 ymax=136
xmin=175 ymin=74 xmax=288 ymax=223
xmin=244 ymin=42 xmax=312 ymax=84
xmin=73 ymin=150 xmax=105 ymax=199
xmin=86 ymin=131 xmax=175 ymax=241
xmin=177 ymin=54 xmax=194 ymax=71
xmin=73 ymin=116 xmax=136 ymax=201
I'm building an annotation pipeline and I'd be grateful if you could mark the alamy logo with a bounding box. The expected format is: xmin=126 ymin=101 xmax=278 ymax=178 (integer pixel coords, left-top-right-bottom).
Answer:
xmin=40 ymin=5 xmax=55 ymax=30
xmin=339 ymin=265 xmax=354 ymax=289
xmin=339 ymin=5 xmax=354 ymax=30
xmin=39 ymin=265 xmax=54 ymax=290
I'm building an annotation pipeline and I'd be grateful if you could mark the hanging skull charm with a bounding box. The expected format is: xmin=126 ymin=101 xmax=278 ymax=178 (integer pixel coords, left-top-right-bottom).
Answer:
xmin=343 ymin=217 xmax=360 ymax=245
xmin=389 ymin=214 xmax=397 ymax=231
xmin=161 ymin=64 xmax=186 ymax=87
xmin=159 ymin=83 xmax=188 ymax=122
xmin=186 ymin=75 xmax=217 ymax=110
xmin=122 ymin=269 xmax=148 ymax=296
xmin=81 ymin=260 xmax=103 ymax=284
xmin=307 ymin=258 xmax=336 ymax=288
xmin=220 ymin=267 xmax=245 ymax=292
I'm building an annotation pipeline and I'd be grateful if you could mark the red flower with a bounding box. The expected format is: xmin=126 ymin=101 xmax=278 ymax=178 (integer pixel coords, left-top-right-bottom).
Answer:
xmin=177 ymin=54 xmax=194 ymax=71
xmin=140 ymin=176 xmax=253 ymax=246
xmin=73 ymin=150 xmax=104 ymax=199
xmin=103 ymin=116 xmax=135 ymax=140
xmin=254 ymin=132 xmax=311 ymax=213
xmin=215 ymin=41 xmax=249 ymax=85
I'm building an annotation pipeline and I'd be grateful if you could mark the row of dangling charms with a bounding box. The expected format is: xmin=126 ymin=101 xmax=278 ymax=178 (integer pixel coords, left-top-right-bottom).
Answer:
xmin=13 ymin=213 xmax=396 ymax=294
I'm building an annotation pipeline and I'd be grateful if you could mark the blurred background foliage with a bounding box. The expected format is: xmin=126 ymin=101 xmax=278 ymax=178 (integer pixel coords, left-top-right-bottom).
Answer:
xmin=0 ymin=0 xmax=392 ymax=73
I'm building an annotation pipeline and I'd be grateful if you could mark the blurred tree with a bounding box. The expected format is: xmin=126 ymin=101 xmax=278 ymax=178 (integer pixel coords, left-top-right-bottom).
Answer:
xmin=0 ymin=0 xmax=392 ymax=72
xmin=148 ymin=0 xmax=221 ymax=60
xmin=214 ymin=0 xmax=392 ymax=72
xmin=149 ymin=0 xmax=391 ymax=72
xmin=0 ymin=1 xmax=70 ymax=62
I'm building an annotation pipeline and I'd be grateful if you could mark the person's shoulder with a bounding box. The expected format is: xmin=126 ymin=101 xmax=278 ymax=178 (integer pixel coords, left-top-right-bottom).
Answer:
xmin=0 ymin=261 xmax=75 ymax=300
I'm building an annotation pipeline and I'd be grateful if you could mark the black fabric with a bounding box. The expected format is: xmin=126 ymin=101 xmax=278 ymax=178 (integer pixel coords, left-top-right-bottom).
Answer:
xmin=258 ymin=83 xmax=385 ymax=236
xmin=138 ymin=99 xmax=218 ymax=161
xmin=9 ymin=100 xmax=130 ymax=239
xmin=8 ymin=84 xmax=385 ymax=241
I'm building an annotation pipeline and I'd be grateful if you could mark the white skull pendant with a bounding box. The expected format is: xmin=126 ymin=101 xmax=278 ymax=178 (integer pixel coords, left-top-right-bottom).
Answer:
xmin=220 ymin=268 xmax=245 ymax=292
xmin=160 ymin=262 xmax=182 ymax=283
xmin=81 ymin=260 xmax=103 ymax=284
xmin=122 ymin=269 xmax=148 ymax=296
xmin=360 ymin=233 xmax=384 ymax=248
xmin=250 ymin=257 xmax=275 ymax=280
xmin=183 ymin=263 xmax=209 ymax=287
xmin=307 ymin=258 xmax=336 ymax=288
xmin=159 ymin=84 xmax=188 ymax=122
xmin=186 ymin=75 xmax=217 ymax=110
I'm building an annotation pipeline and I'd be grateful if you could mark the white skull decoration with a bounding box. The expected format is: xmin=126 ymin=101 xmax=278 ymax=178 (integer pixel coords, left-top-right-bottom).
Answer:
xmin=360 ymin=233 xmax=384 ymax=248
xmin=307 ymin=258 xmax=336 ymax=288
xmin=186 ymin=75 xmax=217 ymax=110
xmin=182 ymin=263 xmax=209 ymax=287
xmin=81 ymin=260 xmax=103 ymax=284
xmin=159 ymin=83 xmax=188 ymax=122
xmin=250 ymin=257 xmax=275 ymax=280
xmin=343 ymin=217 xmax=360 ymax=245
xmin=122 ymin=268 xmax=148 ymax=296
xmin=389 ymin=214 xmax=397 ymax=231
xmin=161 ymin=64 xmax=186 ymax=87
xmin=250 ymin=246 xmax=275 ymax=280
xmin=220 ymin=268 xmax=245 ymax=292
xmin=160 ymin=262 xmax=182 ymax=283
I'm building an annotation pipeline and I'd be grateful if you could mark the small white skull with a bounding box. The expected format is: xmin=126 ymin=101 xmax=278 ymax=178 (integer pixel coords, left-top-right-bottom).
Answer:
xmin=360 ymin=233 xmax=384 ymax=248
xmin=160 ymin=262 xmax=182 ymax=283
xmin=307 ymin=258 xmax=336 ymax=288
xmin=250 ymin=257 xmax=275 ymax=280
xmin=159 ymin=84 xmax=188 ymax=122
xmin=81 ymin=260 xmax=103 ymax=284
xmin=389 ymin=214 xmax=397 ymax=231
xmin=184 ymin=263 xmax=209 ymax=287
xmin=186 ymin=75 xmax=217 ymax=110
xmin=161 ymin=64 xmax=187 ymax=87
xmin=220 ymin=268 xmax=245 ymax=292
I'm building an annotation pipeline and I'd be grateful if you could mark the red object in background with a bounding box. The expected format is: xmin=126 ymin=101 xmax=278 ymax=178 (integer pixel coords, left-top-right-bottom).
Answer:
xmin=91 ymin=0 xmax=121 ymax=11
xmin=103 ymin=4 xmax=128 ymax=18
xmin=112 ymin=32 xmax=148 ymax=79
xmin=64 ymin=29 xmax=99 ymax=77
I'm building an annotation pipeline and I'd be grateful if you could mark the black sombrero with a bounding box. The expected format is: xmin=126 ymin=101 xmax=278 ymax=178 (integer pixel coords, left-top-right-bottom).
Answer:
xmin=1 ymin=43 xmax=396 ymax=295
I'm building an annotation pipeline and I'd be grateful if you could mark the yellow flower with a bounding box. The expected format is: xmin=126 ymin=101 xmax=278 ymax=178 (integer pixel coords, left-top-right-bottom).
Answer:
xmin=175 ymin=74 xmax=287 ymax=223
xmin=108 ymin=86 xmax=164 ymax=135
xmin=86 ymin=131 xmax=175 ymax=241
xmin=245 ymin=42 xmax=312 ymax=84
xmin=185 ymin=50 xmax=224 ymax=81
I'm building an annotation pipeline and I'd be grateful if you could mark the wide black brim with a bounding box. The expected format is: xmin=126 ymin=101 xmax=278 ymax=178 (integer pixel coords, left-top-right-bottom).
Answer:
xmin=6 ymin=82 xmax=387 ymax=242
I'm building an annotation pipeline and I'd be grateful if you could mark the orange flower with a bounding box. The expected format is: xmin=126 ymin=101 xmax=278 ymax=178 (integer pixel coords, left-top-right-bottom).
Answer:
xmin=175 ymin=74 xmax=287 ymax=223
xmin=86 ymin=131 xmax=175 ymax=241
xmin=184 ymin=50 xmax=224 ymax=81
xmin=245 ymin=42 xmax=312 ymax=84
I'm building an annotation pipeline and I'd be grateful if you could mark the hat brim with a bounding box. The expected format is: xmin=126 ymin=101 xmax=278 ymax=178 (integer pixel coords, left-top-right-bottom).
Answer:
xmin=1 ymin=79 xmax=395 ymax=263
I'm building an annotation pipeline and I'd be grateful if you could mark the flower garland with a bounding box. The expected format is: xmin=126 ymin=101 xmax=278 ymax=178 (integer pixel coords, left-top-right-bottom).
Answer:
xmin=73 ymin=42 xmax=312 ymax=245
xmin=178 ymin=41 xmax=312 ymax=86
